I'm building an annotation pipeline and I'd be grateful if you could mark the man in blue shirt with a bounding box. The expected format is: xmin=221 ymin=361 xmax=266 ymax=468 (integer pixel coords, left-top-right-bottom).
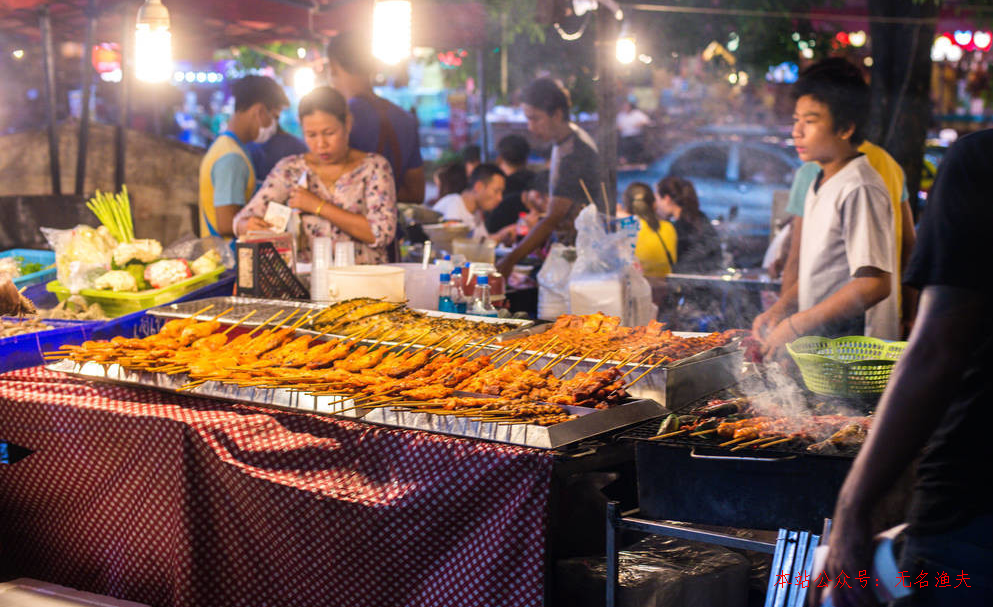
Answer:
xmin=325 ymin=32 xmax=425 ymax=204
xmin=246 ymin=125 xmax=308 ymax=183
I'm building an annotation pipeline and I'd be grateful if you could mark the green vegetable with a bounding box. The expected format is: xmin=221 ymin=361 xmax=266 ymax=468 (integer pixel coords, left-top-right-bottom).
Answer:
xmin=86 ymin=186 xmax=134 ymax=243
xmin=14 ymin=257 xmax=45 ymax=275
xmin=123 ymin=261 xmax=149 ymax=291
xmin=656 ymin=414 xmax=680 ymax=436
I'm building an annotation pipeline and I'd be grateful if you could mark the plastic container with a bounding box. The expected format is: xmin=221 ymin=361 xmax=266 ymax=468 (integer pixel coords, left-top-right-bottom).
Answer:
xmin=326 ymin=265 xmax=405 ymax=302
xmin=46 ymin=267 xmax=225 ymax=318
xmin=437 ymin=273 xmax=454 ymax=312
xmin=1 ymin=248 xmax=56 ymax=289
xmin=385 ymin=263 xmax=441 ymax=310
xmin=469 ymin=275 xmax=498 ymax=317
xmin=786 ymin=335 xmax=907 ymax=397
xmin=0 ymin=318 xmax=103 ymax=373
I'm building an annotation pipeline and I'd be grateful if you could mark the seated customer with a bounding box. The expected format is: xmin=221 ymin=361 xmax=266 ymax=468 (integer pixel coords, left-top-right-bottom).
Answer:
xmin=233 ymin=86 xmax=397 ymax=264
xmin=619 ymin=182 xmax=677 ymax=278
xmin=427 ymin=162 xmax=468 ymax=207
xmin=485 ymin=134 xmax=535 ymax=234
xmin=655 ymin=176 xmax=722 ymax=273
xmin=433 ymin=163 xmax=507 ymax=239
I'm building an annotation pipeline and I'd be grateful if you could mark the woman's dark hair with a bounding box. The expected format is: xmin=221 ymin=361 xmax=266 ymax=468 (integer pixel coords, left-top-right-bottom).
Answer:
xmin=657 ymin=176 xmax=704 ymax=224
xmin=622 ymin=182 xmax=660 ymax=232
xmin=522 ymin=77 xmax=570 ymax=119
xmin=436 ymin=162 xmax=468 ymax=198
xmin=298 ymin=86 xmax=349 ymax=125
xmin=792 ymin=57 xmax=869 ymax=146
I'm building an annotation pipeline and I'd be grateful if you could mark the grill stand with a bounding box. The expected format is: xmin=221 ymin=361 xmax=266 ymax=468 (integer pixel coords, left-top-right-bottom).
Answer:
xmin=606 ymin=501 xmax=833 ymax=607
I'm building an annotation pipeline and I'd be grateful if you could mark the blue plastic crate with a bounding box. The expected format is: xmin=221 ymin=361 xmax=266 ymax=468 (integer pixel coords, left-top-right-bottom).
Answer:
xmin=1 ymin=248 xmax=56 ymax=289
xmin=0 ymin=318 xmax=103 ymax=373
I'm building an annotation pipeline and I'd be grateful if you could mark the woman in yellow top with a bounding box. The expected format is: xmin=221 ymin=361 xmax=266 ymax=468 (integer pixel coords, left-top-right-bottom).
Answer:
xmin=620 ymin=182 xmax=677 ymax=277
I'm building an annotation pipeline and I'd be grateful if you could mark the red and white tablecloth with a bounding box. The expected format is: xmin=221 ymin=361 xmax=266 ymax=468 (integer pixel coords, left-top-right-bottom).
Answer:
xmin=0 ymin=367 xmax=553 ymax=607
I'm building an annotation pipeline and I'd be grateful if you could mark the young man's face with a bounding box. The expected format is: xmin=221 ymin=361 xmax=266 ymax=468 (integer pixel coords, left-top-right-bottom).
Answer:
xmin=475 ymin=175 xmax=506 ymax=212
xmin=791 ymin=94 xmax=855 ymax=165
xmin=523 ymin=104 xmax=558 ymax=142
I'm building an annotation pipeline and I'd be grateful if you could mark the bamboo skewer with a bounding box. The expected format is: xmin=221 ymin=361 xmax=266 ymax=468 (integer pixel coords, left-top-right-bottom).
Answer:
xmin=247 ymin=311 xmax=285 ymax=337
xmin=540 ymin=348 xmax=577 ymax=372
xmin=759 ymin=437 xmax=794 ymax=449
xmin=690 ymin=428 xmax=718 ymax=437
xmin=623 ymin=357 xmax=668 ymax=390
xmin=615 ymin=354 xmax=655 ymax=382
xmin=561 ymin=350 xmax=596 ymax=376
xmin=222 ymin=310 xmax=258 ymax=335
xmin=463 ymin=334 xmax=500 ymax=358
xmin=204 ymin=306 xmax=235 ymax=323
xmin=589 ymin=350 xmax=618 ymax=373
xmin=719 ymin=436 xmax=750 ymax=448
xmin=730 ymin=436 xmax=772 ymax=451
xmin=524 ymin=336 xmax=559 ymax=365
xmin=651 ymin=428 xmax=689 ymax=440
xmin=187 ymin=303 xmax=216 ymax=318
xmin=394 ymin=329 xmax=434 ymax=356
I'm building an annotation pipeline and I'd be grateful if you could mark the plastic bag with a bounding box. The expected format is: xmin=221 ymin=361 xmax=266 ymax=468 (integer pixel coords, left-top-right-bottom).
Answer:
xmin=161 ymin=235 xmax=236 ymax=269
xmin=537 ymin=243 xmax=575 ymax=320
xmin=41 ymin=225 xmax=117 ymax=294
xmin=568 ymin=205 xmax=656 ymax=325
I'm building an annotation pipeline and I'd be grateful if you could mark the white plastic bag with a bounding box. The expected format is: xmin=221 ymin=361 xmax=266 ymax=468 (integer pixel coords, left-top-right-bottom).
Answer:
xmin=537 ymin=244 xmax=575 ymax=320
xmin=41 ymin=225 xmax=116 ymax=294
xmin=568 ymin=205 xmax=656 ymax=325
xmin=161 ymin=235 xmax=236 ymax=269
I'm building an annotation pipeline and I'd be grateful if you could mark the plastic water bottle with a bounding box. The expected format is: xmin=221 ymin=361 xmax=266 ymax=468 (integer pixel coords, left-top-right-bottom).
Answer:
xmin=437 ymin=273 xmax=455 ymax=312
xmin=436 ymin=253 xmax=453 ymax=275
xmin=470 ymin=275 xmax=498 ymax=317
xmin=451 ymin=267 xmax=468 ymax=314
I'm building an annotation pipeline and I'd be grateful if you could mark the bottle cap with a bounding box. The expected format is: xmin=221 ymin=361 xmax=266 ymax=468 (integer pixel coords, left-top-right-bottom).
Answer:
xmin=519 ymin=212 xmax=527 ymax=218
xmin=452 ymin=267 xmax=462 ymax=275
xmin=440 ymin=273 xmax=450 ymax=281
xmin=477 ymin=275 xmax=489 ymax=285
xmin=444 ymin=253 xmax=451 ymax=260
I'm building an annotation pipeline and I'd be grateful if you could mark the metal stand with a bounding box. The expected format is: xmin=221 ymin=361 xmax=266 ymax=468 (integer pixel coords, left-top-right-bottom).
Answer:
xmin=605 ymin=501 xmax=778 ymax=607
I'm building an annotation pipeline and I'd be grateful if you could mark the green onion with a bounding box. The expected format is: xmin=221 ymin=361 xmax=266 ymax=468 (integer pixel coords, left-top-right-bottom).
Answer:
xmin=86 ymin=185 xmax=134 ymax=243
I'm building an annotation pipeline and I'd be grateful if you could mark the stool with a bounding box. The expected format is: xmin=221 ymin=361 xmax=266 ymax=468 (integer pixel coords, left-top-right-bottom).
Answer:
xmin=0 ymin=579 xmax=150 ymax=606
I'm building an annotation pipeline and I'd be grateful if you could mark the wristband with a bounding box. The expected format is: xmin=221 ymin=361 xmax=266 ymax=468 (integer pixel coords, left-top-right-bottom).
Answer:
xmin=787 ymin=316 xmax=801 ymax=338
xmin=315 ymin=200 xmax=326 ymax=216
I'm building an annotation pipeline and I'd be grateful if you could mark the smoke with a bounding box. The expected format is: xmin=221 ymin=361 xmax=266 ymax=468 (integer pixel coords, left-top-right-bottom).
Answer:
xmin=736 ymin=362 xmax=866 ymax=418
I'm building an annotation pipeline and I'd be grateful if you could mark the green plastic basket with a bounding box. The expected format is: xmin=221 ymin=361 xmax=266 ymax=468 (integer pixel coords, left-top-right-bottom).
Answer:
xmin=786 ymin=335 xmax=907 ymax=397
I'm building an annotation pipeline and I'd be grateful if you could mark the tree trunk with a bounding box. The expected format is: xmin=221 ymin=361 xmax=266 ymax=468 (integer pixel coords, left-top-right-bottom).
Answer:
xmin=867 ymin=0 xmax=938 ymax=220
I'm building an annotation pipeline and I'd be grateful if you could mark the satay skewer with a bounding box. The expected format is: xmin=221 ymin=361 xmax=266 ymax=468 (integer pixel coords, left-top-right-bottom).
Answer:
xmin=524 ymin=336 xmax=559 ymax=365
xmin=589 ymin=350 xmax=619 ymax=373
xmin=246 ymin=311 xmax=286 ymax=337
xmin=462 ymin=334 xmax=501 ymax=358
xmin=719 ymin=436 xmax=750 ymax=447
xmin=393 ymin=329 xmax=434 ymax=356
xmin=759 ymin=437 xmax=794 ymax=449
xmin=731 ymin=436 xmax=774 ymax=451
xmin=204 ymin=306 xmax=235 ymax=323
xmin=540 ymin=348 xmax=578 ymax=372
xmin=561 ymin=349 xmax=596 ymax=376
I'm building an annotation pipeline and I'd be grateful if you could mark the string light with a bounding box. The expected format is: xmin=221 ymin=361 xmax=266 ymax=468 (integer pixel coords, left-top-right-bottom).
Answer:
xmin=372 ymin=0 xmax=412 ymax=64
xmin=135 ymin=0 xmax=172 ymax=83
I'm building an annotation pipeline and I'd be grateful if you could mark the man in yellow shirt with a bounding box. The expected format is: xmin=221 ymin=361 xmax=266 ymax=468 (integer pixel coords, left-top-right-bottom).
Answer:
xmin=198 ymin=75 xmax=289 ymax=238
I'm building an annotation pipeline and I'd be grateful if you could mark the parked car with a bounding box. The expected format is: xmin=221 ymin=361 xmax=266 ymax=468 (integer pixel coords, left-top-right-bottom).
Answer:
xmin=617 ymin=139 xmax=801 ymax=268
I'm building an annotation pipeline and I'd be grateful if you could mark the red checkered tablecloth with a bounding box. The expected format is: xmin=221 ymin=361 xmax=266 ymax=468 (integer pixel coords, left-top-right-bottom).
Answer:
xmin=0 ymin=367 xmax=553 ymax=607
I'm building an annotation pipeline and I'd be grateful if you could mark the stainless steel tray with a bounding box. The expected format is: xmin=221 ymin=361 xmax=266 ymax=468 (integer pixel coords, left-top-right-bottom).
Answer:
xmin=147 ymin=296 xmax=532 ymax=339
xmin=46 ymin=359 xmax=665 ymax=450
xmin=488 ymin=323 xmax=743 ymax=409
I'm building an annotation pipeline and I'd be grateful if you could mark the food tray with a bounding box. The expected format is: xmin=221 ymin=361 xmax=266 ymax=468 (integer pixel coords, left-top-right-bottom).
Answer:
xmin=45 ymin=359 xmax=666 ymax=450
xmin=1 ymin=318 xmax=103 ymax=373
xmin=787 ymin=335 xmax=906 ymax=397
xmin=147 ymin=296 xmax=533 ymax=341
xmin=1 ymin=248 xmax=55 ymax=289
xmin=46 ymin=267 xmax=226 ymax=317
xmin=489 ymin=322 xmax=742 ymax=409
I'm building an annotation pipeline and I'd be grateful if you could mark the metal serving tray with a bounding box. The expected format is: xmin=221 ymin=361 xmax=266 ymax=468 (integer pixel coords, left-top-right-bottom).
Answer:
xmin=46 ymin=359 xmax=665 ymax=450
xmin=148 ymin=296 xmax=533 ymax=340
xmin=488 ymin=323 xmax=743 ymax=408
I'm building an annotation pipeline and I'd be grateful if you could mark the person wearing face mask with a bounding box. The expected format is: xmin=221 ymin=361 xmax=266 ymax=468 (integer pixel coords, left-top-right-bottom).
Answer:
xmin=233 ymin=86 xmax=397 ymax=264
xmin=198 ymin=75 xmax=289 ymax=238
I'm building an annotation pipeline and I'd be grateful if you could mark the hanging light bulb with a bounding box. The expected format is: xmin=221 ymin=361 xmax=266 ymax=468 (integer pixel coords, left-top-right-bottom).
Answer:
xmin=616 ymin=23 xmax=636 ymax=65
xmin=372 ymin=0 xmax=412 ymax=64
xmin=135 ymin=0 xmax=172 ymax=83
xmin=294 ymin=67 xmax=316 ymax=96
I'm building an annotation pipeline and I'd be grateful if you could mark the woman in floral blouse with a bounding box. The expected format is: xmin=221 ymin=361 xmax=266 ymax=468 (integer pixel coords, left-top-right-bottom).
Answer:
xmin=233 ymin=86 xmax=397 ymax=264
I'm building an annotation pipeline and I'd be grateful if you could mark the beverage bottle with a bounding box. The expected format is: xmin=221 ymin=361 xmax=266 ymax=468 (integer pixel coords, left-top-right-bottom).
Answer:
xmin=437 ymin=273 xmax=455 ymax=312
xmin=451 ymin=267 xmax=468 ymax=314
xmin=470 ymin=275 xmax=498 ymax=317
xmin=516 ymin=212 xmax=530 ymax=238
xmin=436 ymin=253 xmax=453 ymax=275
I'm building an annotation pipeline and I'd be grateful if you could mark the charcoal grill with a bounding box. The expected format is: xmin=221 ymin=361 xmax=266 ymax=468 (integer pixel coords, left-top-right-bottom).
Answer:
xmin=624 ymin=416 xmax=854 ymax=531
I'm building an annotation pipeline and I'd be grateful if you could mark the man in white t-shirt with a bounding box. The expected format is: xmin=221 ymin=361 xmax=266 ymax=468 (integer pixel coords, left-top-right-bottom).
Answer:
xmin=758 ymin=58 xmax=898 ymax=358
xmin=616 ymin=98 xmax=651 ymax=164
xmin=433 ymin=163 xmax=506 ymax=238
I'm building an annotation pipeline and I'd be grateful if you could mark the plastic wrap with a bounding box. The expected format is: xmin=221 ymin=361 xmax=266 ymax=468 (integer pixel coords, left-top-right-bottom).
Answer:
xmin=160 ymin=235 xmax=235 ymax=269
xmin=41 ymin=225 xmax=116 ymax=294
xmin=568 ymin=205 xmax=656 ymax=326
xmin=555 ymin=535 xmax=751 ymax=607
xmin=537 ymin=243 xmax=575 ymax=320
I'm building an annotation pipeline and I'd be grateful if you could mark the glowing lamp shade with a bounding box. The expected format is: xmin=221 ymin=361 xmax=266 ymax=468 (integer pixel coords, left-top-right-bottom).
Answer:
xmin=135 ymin=0 xmax=172 ymax=83
xmin=372 ymin=0 xmax=412 ymax=65
xmin=616 ymin=36 xmax=636 ymax=64
xmin=294 ymin=67 xmax=316 ymax=96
